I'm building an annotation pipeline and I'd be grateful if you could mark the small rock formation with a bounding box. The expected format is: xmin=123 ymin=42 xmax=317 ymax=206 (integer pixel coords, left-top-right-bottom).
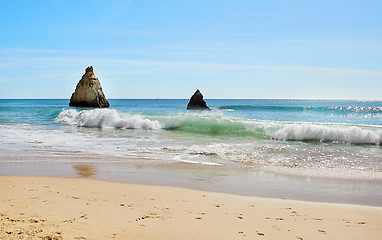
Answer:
xmin=186 ymin=89 xmax=210 ymax=110
xmin=69 ymin=66 xmax=110 ymax=108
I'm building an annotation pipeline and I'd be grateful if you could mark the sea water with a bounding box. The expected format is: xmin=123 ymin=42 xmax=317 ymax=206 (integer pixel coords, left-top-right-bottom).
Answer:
xmin=1 ymin=99 xmax=382 ymax=205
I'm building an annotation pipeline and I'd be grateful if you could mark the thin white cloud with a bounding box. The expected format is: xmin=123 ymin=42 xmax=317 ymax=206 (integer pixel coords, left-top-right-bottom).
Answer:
xmin=1 ymin=55 xmax=382 ymax=79
xmin=99 ymin=0 xmax=133 ymax=26
xmin=1 ymin=46 xmax=381 ymax=80
xmin=88 ymin=58 xmax=382 ymax=77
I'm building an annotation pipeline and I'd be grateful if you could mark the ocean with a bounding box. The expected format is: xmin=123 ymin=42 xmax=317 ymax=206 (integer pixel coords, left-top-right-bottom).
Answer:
xmin=1 ymin=99 xmax=382 ymax=206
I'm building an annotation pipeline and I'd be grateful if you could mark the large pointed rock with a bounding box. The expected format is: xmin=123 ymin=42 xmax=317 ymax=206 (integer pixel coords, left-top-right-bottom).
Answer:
xmin=69 ymin=66 xmax=110 ymax=108
xmin=186 ymin=89 xmax=210 ymax=110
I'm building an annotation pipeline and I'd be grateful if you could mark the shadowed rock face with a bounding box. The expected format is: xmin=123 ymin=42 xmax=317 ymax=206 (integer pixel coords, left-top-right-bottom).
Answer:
xmin=69 ymin=66 xmax=110 ymax=108
xmin=186 ymin=89 xmax=210 ymax=110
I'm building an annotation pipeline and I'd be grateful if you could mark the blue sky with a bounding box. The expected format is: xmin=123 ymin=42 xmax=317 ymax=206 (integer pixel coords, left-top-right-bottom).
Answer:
xmin=0 ymin=0 xmax=381 ymax=99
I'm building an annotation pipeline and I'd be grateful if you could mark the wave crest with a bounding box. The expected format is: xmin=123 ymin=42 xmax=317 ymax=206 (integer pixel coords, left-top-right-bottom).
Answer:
xmin=55 ymin=109 xmax=382 ymax=145
xmin=272 ymin=124 xmax=382 ymax=144
xmin=55 ymin=109 xmax=161 ymax=130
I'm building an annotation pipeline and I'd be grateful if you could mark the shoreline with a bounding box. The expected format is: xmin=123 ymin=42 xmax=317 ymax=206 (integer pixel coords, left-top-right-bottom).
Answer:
xmin=1 ymin=160 xmax=382 ymax=207
xmin=2 ymin=175 xmax=382 ymax=240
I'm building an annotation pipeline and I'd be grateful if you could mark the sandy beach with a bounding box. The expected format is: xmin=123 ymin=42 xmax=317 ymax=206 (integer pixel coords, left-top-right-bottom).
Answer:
xmin=1 ymin=176 xmax=381 ymax=240
xmin=2 ymin=0 xmax=382 ymax=238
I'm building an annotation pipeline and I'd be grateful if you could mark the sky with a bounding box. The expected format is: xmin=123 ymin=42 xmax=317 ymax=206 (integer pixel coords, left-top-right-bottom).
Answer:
xmin=0 ymin=0 xmax=381 ymax=99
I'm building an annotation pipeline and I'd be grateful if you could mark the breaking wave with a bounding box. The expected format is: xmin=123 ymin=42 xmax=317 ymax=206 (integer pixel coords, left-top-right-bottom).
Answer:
xmin=55 ymin=109 xmax=382 ymax=145
xmin=272 ymin=123 xmax=382 ymax=144
xmin=164 ymin=114 xmax=268 ymax=138
xmin=55 ymin=109 xmax=161 ymax=130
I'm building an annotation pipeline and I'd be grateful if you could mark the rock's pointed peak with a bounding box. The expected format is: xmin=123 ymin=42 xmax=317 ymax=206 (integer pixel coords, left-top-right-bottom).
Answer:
xmin=83 ymin=66 xmax=94 ymax=77
xmin=86 ymin=66 xmax=94 ymax=74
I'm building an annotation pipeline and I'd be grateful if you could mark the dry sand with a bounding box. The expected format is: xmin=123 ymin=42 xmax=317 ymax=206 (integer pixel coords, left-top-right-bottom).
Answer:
xmin=1 ymin=176 xmax=381 ymax=240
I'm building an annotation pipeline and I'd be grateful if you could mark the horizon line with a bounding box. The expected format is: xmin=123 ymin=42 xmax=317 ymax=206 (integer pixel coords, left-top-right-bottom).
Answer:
xmin=1 ymin=98 xmax=382 ymax=101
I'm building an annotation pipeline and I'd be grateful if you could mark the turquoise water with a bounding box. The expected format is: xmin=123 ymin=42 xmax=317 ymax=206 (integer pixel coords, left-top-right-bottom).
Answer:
xmin=1 ymin=99 xmax=382 ymax=179
xmin=2 ymin=99 xmax=382 ymax=126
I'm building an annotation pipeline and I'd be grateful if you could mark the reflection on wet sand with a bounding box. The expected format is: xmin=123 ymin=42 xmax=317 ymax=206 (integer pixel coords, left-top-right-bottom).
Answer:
xmin=73 ymin=164 xmax=97 ymax=177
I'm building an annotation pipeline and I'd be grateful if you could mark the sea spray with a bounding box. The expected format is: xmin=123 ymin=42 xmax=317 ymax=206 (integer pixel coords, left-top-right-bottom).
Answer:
xmin=272 ymin=123 xmax=382 ymax=144
xmin=55 ymin=109 xmax=161 ymax=130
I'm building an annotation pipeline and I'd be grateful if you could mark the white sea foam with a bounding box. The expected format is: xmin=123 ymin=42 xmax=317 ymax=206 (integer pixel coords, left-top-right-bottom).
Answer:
xmin=55 ymin=109 xmax=382 ymax=145
xmin=55 ymin=109 xmax=161 ymax=130
xmin=1 ymin=123 xmax=382 ymax=181
xmin=272 ymin=123 xmax=382 ymax=144
xmin=262 ymin=166 xmax=382 ymax=181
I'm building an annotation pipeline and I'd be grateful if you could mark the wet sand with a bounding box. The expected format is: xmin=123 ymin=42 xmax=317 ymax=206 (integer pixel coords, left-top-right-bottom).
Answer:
xmin=1 ymin=176 xmax=382 ymax=240
xmin=1 ymin=160 xmax=382 ymax=207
